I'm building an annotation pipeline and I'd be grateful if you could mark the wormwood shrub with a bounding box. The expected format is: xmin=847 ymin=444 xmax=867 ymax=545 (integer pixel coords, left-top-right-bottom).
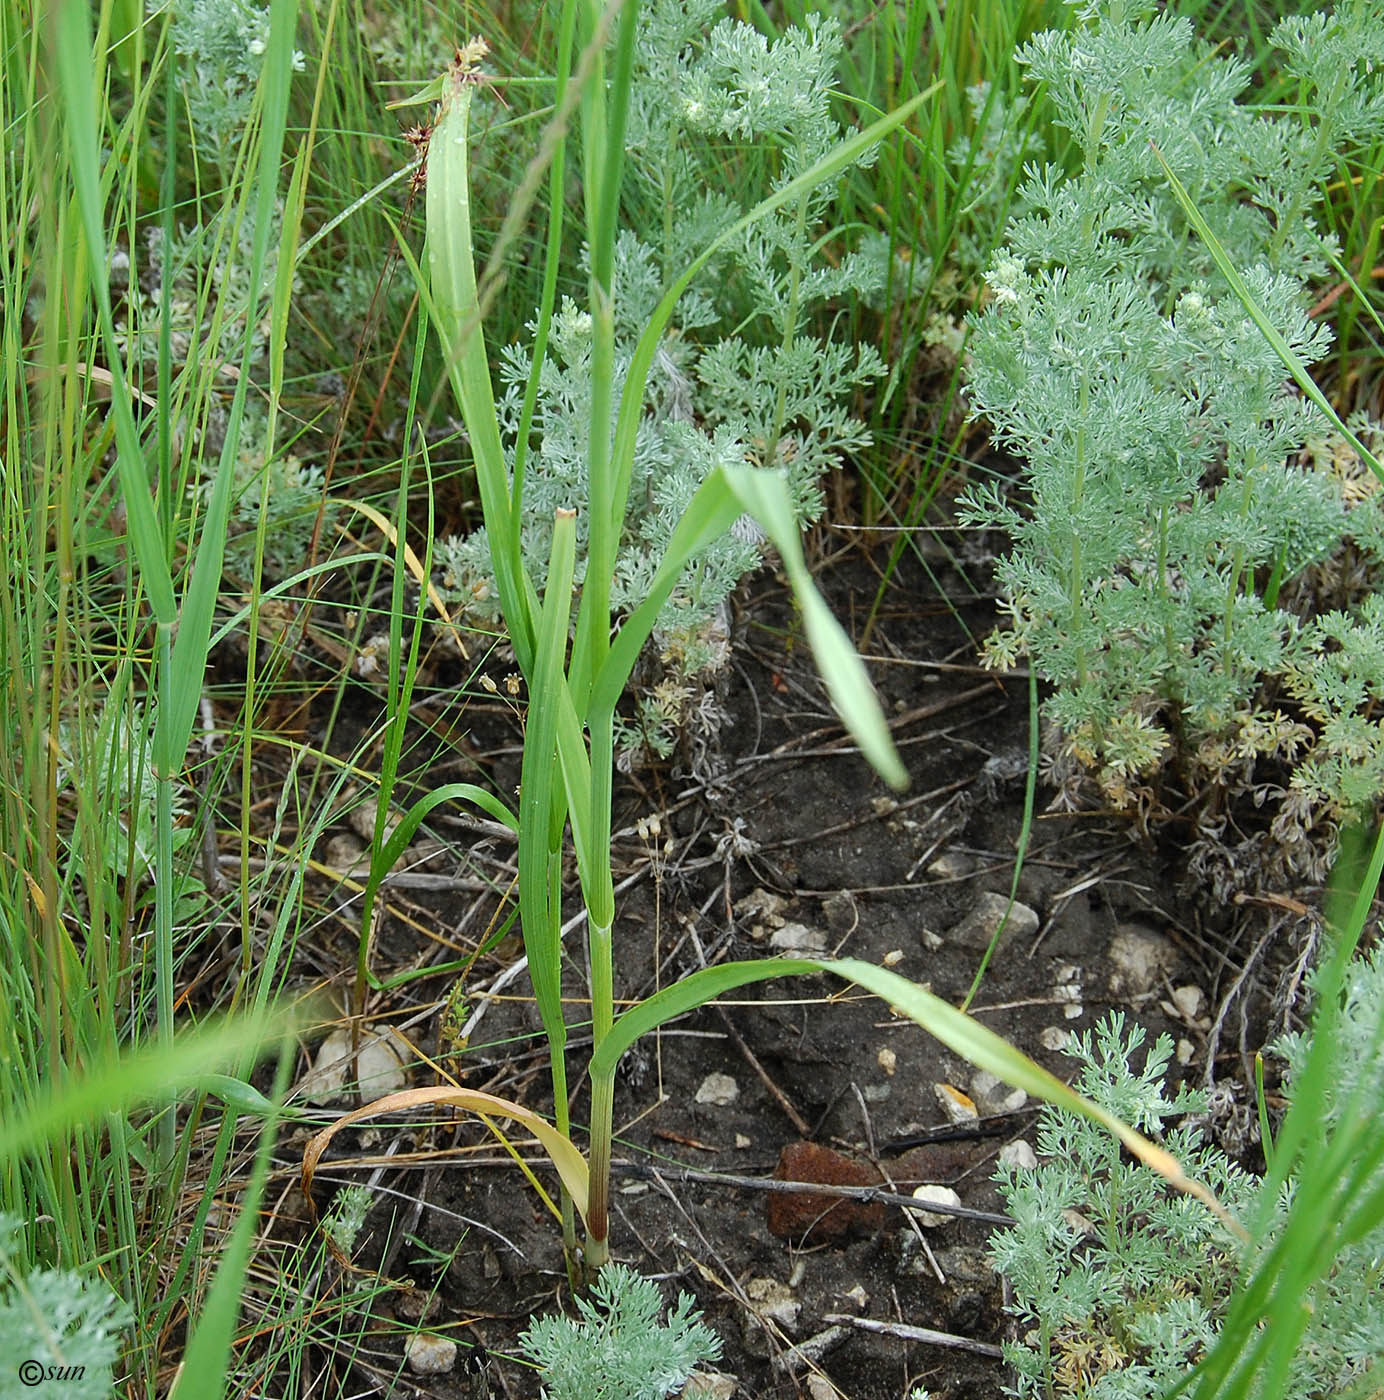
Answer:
xmin=435 ymin=0 xmax=884 ymax=766
xmin=992 ymin=1017 xmax=1256 ymax=1397
xmin=518 ymin=1263 xmax=720 ymax=1400
xmin=0 ymin=1216 xmax=130 ymax=1399
xmin=959 ymin=0 xmax=1384 ymax=856
xmin=994 ymin=988 xmax=1384 ymax=1398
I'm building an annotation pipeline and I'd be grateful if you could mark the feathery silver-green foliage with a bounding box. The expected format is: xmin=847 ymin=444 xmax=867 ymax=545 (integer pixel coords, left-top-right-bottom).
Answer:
xmin=960 ymin=0 xmax=1384 ymax=837
xmin=518 ymin=1263 xmax=720 ymax=1400
xmin=0 ymin=1216 xmax=131 ymax=1400
xmin=156 ymin=0 xmax=305 ymax=175
xmin=993 ymin=999 xmax=1384 ymax=1398
xmin=992 ymin=1016 xmax=1257 ymax=1399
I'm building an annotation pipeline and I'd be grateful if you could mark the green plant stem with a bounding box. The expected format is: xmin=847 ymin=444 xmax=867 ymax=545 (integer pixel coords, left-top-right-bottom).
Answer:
xmin=153 ymin=620 xmax=176 ymax=1165
xmin=584 ymin=916 xmax=616 ymax=1270
xmin=1071 ymin=372 xmax=1090 ymax=691
xmin=767 ymin=176 xmax=810 ymax=468
xmin=1224 ymin=452 xmax=1257 ymax=650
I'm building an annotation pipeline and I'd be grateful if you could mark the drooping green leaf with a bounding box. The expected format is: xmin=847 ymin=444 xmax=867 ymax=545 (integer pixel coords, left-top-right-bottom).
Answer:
xmin=723 ymin=466 xmax=907 ymax=790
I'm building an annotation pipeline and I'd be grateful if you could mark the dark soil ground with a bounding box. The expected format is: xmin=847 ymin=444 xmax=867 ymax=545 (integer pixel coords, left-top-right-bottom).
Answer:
xmin=276 ymin=534 xmax=1310 ymax=1400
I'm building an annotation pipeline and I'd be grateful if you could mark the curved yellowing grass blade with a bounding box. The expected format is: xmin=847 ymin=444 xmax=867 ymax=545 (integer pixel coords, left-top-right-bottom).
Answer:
xmin=301 ymin=1086 xmax=590 ymax=1225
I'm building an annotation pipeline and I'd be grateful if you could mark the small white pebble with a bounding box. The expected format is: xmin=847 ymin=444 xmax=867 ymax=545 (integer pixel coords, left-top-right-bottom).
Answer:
xmin=1040 ymin=1026 xmax=1070 ymax=1051
xmin=1171 ymin=985 xmax=1205 ymax=1021
xmin=933 ymin=1083 xmax=979 ymax=1123
xmin=404 ymin=1333 xmax=457 ymax=1376
xmin=877 ymin=1047 xmax=897 ymax=1076
xmin=999 ymin=1140 xmax=1038 ymax=1171
xmin=1177 ymin=1037 xmax=1195 ymax=1066
xmin=695 ymin=1072 xmax=739 ymax=1107
xmin=910 ymin=1184 xmax=963 ymax=1227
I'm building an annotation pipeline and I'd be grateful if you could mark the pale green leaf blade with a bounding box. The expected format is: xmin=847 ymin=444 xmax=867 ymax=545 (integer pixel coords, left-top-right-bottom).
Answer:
xmin=723 ymin=466 xmax=907 ymax=790
xmin=1151 ymin=141 xmax=1383 ymax=486
xmin=590 ymin=955 xmax=1237 ymax=1230
xmin=519 ymin=511 xmax=577 ymax=1033
xmin=589 ymin=469 xmax=745 ymax=715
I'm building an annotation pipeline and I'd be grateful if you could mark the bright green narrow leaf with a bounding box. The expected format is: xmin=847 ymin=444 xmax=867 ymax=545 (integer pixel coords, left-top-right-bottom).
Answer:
xmin=51 ymin=0 xmax=174 ymax=622
xmin=1152 ymin=142 xmax=1384 ymax=487
xmin=195 ymin=1074 xmax=306 ymax=1119
xmin=589 ymin=956 xmax=1238 ymax=1230
xmin=589 ymin=469 xmax=746 ymax=715
xmin=519 ymin=510 xmax=578 ymax=1039
xmin=169 ymin=1047 xmax=294 ymax=1400
xmin=723 ymin=466 xmax=908 ymax=790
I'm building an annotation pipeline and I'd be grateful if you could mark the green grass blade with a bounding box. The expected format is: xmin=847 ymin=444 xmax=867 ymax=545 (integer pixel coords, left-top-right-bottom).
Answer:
xmin=606 ymin=82 xmax=944 ymax=541
xmin=589 ymin=954 xmax=1236 ymax=1228
xmin=1182 ymin=819 xmax=1384 ymax=1399
xmin=159 ymin=0 xmax=302 ymax=771
xmin=1152 ymin=141 xmax=1384 ymax=486
xmin=519 ymin=511 xmax=578 ymax=1041
xmin=588 ymin=470 xmax=746 ymax=716
xmin=168 ymin=1046 xmax=293 ymax=1400
xmin=0 ymin=1006 xmax=302 ymax=1165
xmin=50 ymin=0 xmax=174 ymax=623
xmin=723 ymin=466 xmax=907 ymax=790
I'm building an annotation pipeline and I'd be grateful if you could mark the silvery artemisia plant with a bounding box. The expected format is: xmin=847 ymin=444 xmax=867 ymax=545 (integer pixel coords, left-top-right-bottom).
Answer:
xmin=436 ymin=0 xmax=884 ymax=765
xmin=992 ymin=1016 xmax=1258 ymax=1399
xmin=996 ymin=960 xmax=1384 ymax=1399
xmin=518 ymin=1263 xmax=720 ymax=1400
xmin=959 ymin=0 xmax=1384 ymax=852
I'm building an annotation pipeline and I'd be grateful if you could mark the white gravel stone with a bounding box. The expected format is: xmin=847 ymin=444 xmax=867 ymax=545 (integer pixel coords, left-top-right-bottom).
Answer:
xmin=680 ymin=1371 xmax=737 ymax=1399
xmin=926 ymin=850 xmax=975 ymax=880
xmin=694 ymin=1072 xmax=739 ymax=1107
xmin=949 ymin=891 xmax=1040 ymax=950
xmin=999 ymin=1140 xmax=1038 ymax=1171
xmin=1164 ymin=984 xmax=1205 ymax=1023
xmin=769 ymin=922 xmax=829 ymax=955
xmin=403 ymin=1333 xmax=457 ymax=1376
xmin=933 ymin=1083 xmax=979 ymax=1123
xmin=1108 ymin=923 xmax=1178 ymax=996
xmin=301 ymin=1026 xmax=409 ymax=1104
xmin=323 ymin=832 xmax=367 ymax=874
xmin=910 ymin=1184 xmax=963 ymax=1228
xmin=970 ymin=1069 xmax=1028 ymax=1116
xmin=746 ymin=1276 xmax=800 ymax=1330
